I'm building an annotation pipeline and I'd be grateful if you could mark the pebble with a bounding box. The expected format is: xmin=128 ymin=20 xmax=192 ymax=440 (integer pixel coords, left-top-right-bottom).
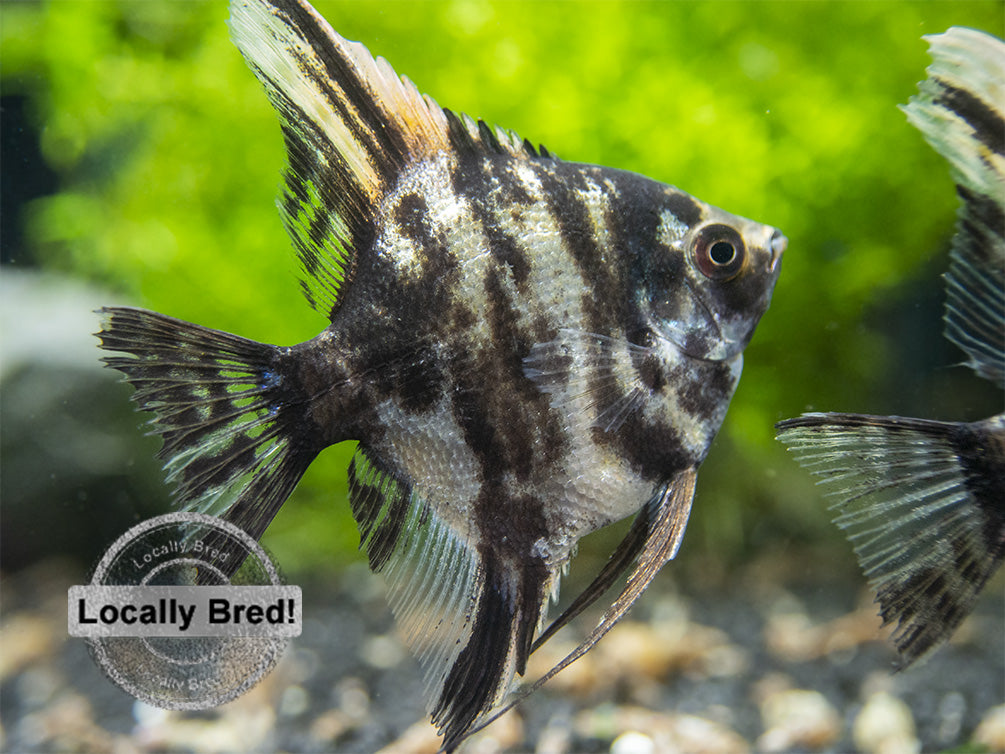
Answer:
xmin=756 ymin=688 xmax=841 ymax=751
xmin=376 ymin=707 xmax=524 ymax=754
xmin=575 ymin=705 xmax=749 ymax=754
xmin=307 ymin=708 xmax=353 ymax=745
xmin=361 ymin=632 xmax=408 ymax=669
xmin=534 ymin=710 xmax=574 ymax=754
xmin=375 ymin=719 xmax=441 ymax=754
xmin=21 ymin=691 xmax=132 ymax=753
xmin=527 ymin=616 xmax=747 ymax=703
xmin=0 ymin=614 xmax=58 ymax=681
xmin=763 ymin=596 xmax=885 ymax=663
xmin=974 ymin=705 xmax=1005 ymax=753
xmin=611 ymin=730 xmax=656 ymax=754
xmin=853 ymin=692 xmax=919 ymax=754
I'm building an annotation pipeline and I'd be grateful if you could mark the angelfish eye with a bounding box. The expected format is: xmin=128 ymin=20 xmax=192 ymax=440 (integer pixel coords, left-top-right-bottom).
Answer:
xmin=692 ymin=224 xmax=746 ymax=281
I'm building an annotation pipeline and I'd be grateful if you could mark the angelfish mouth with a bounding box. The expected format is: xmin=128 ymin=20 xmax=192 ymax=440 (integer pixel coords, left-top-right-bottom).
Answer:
xmin=769 ymin=229 xmax=787 ymax=273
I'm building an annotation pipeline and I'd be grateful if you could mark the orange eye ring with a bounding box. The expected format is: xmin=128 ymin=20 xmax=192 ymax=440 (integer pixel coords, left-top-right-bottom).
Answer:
xmin=692 ymin=224 xmax=745 ymax=281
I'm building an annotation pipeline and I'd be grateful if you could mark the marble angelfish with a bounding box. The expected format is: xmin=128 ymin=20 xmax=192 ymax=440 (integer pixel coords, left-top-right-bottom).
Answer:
xmin=97 ymin=0 xmax=785 ymax=748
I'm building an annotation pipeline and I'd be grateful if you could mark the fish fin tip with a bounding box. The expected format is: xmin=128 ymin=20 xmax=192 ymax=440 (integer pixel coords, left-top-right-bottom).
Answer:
xmin=229 ymin=0 xmax=451 ymax=316
xmin=443 ymin=108 xmax=554 ymax=162
xmin=230 ymin=0 xmax=555 ymax=317
xmin=903 ymin=25 xmax=1005 ymax=387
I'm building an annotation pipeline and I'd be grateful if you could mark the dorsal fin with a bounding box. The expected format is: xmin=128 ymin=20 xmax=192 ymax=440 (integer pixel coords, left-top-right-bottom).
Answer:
xmin=229 ymin=0 xmax=552 ymax=318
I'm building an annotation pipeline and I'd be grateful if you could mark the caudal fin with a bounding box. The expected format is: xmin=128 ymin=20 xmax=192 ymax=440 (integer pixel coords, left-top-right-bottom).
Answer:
xmin=902 ymin=27 xmax=1005 ymax=387
xmin=776 ymin=413 xmax=1005 ymax=665
xmin=97 ymin=307 xmax=319 ymax=543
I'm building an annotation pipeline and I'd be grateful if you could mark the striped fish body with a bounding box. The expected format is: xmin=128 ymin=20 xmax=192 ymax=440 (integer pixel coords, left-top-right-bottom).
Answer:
xmin=311 ymin=156 xmax=780 ymax=549
xmin=98 ymin=0 xmax=784 ymax=748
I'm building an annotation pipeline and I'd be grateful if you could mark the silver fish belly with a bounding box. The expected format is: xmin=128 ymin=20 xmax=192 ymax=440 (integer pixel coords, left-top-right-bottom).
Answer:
xmin=98 ymin=0 xmax=785 ymax=749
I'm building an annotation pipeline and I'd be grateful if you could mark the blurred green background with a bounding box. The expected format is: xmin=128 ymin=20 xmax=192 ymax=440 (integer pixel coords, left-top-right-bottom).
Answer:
xmin=2 ymin=0 xmax=1003 ymax=587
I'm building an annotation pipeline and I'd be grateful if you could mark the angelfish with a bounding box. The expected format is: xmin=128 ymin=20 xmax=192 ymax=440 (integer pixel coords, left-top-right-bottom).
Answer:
xmin=97 ymin=0 xmax=785 ymax=747
xmin=777 ymin=28 xmax=1004 ymax=667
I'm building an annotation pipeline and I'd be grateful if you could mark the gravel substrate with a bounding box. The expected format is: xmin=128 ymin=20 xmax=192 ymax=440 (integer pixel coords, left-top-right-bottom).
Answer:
xmin=2 ymin=558 xmax=1002 ymax=753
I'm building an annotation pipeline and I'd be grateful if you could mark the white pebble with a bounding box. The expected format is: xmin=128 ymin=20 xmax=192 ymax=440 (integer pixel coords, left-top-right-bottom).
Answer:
xmin=853 ymin=692 xmax=918 ymax=754
xmin=974 ymin=705 xmax=1005 ymax=752
xmin=611 ymin=731 xmax=655 ymax=754
xmin=757 ymin=688 xmax=841 ymax=751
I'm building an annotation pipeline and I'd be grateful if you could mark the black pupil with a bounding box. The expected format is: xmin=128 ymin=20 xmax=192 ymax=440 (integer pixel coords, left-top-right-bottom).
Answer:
xmin=709 ymin=241 xmax=735 ymax=265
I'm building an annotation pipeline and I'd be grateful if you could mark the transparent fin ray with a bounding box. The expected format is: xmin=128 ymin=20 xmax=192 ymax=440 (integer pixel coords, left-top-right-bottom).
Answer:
xmin=523 ymin=329 xmax=654 ymax=433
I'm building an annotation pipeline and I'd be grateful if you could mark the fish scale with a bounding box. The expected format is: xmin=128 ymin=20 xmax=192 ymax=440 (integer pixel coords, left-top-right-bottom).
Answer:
xmin=97 ymin=0 xmax=785 ymax=749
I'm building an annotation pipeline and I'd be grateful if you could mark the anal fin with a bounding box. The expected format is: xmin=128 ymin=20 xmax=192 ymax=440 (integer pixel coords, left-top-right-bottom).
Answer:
xmin=456 ymin=467 xmax=698 ymax=749
xmin=346 ymin=448 xmax=551 ymax=752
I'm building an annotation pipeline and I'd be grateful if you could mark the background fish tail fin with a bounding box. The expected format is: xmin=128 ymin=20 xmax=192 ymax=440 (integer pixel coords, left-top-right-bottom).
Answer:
xmin=97 ymin=307 xmax=318 ymax=549
xmin=902 ymin=27 xmax=1005 ymax=387
xmin=776 ymin=412 xmax=1005 ymax=665
xmin=228 ymin=0 xmax=452 ymax=317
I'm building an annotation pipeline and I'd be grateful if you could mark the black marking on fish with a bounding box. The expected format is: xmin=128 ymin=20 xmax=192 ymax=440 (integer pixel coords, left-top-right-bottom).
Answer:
xmin=393 ymin=192 xmax=434 ymax=249
xmin=633 ymin=349 xmax=666 ymax=393
xmin=932 ymin=80 xmax=1005 ymax=156
xmin=348 ymin=450 xmax=413 ymax=571
xmin=679 ymin=362 xmax=737 ymax=422
xmin=957 ymin=184 xmax=1005 ymax=249
xmin=662 ymin=191 xmax=703 ymax=228
xmin=543 ymin=169 xmax=628 ymax=334
xmin=433 ymin=554 xmax=533 ymax=751
xmin=270 ymin=0 xmax=409 ymax=175
xmin=450 ymin=157 xmax=533 ymax=291
xmin=605 ymin=410 xmax=691 ymax=477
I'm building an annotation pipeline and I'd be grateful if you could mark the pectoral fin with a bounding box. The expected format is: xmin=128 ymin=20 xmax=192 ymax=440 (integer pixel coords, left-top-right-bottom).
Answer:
xmin=523 ymin=329 xmax=656 ymax=433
